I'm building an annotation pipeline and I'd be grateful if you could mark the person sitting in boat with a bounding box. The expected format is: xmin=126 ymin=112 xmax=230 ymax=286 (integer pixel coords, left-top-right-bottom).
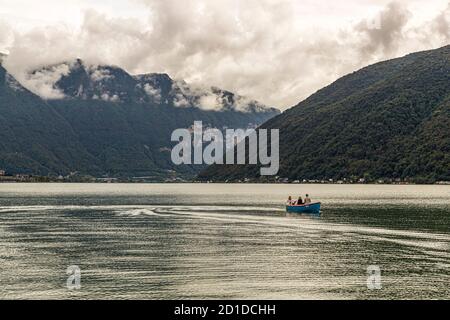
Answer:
xmin=286 ymin=196 xmax=294 ymax=205
xmin=304 ymin=194 xmax=312 ymax=204
xmin=297 ymin=196 xmax=304 ymax=205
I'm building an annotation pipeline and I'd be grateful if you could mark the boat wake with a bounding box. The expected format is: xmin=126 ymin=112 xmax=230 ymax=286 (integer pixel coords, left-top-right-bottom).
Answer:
xmin=149 ymin=206 xmax=450 ymax=255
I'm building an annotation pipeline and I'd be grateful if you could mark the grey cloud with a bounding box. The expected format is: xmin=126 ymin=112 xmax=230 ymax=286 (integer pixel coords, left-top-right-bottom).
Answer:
xmin=0 ymin=20 xmax=13 ymax=56
xmin=20 ymin=61 xmax=72 ymax=99
xmin=432 ymin=3 xmax=450 ymax=39
xmin=355 ymin=2 xmax=411 ymax=59
xmin=1 ymin=1 xmax=449 ymax=109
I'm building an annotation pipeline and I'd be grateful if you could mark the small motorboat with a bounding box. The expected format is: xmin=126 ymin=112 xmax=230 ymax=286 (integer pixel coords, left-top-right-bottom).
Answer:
xmin=286 ymin=202 xmax=321 ymax=214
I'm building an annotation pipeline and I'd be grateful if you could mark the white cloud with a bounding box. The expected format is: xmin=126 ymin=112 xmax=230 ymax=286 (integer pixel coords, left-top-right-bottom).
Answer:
xmin=100 ymin=92 xmax=120 ymax=102
xmin=22 ymin=62 xmax=72 ymax=99
xmin=89 ymin=66 xmax=113 ymax=82
xmin=173 ymin=93 xmax=190 ymax=108
xmin=171 ymin=81 xmax=193 ymax=107
xmin=234 ymin=96 xmax=257 ymax=113
xmin=1 ymin=0 xmax=449 ymax=109
xmin=432 ymin=3 xmax=450 ymax=38
xmin=143 ymin=83 xmax=162 ymax=102
xmin=198 ymin=92 xmax=224 ymax=111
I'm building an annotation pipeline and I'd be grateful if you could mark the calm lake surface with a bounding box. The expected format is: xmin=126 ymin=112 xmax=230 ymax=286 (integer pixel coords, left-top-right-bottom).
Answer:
xmin=0 ymin=183 xmax=449 ymax=299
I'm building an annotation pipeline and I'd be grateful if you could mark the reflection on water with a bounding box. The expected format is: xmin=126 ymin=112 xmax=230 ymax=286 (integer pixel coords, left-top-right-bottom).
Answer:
xmin=0 ymin=183 xmax=449 ymax=299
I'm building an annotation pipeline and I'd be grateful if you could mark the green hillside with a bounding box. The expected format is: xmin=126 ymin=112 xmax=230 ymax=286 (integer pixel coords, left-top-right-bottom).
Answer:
xmin=0 ymin=62 xmax=279 ymax=179
xmin=0 ymin=65 xmax=101 ymax=175
xmin=198 ymin=45 xmax=450 ymax=183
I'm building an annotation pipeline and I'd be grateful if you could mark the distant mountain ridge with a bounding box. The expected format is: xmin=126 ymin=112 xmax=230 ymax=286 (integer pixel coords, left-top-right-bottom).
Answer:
xmin=0 ymin=59 xmax=279 ymax=179
xmin=27 ymin=59 xmax=273 ymax=114
xmin=198 ymin=45 xmax=450 ymax=183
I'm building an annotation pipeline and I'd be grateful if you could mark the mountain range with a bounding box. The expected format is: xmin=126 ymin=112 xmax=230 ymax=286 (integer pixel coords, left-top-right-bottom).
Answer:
xmin=0 ymin=59 xmax=279 ymax=180
xmin=198 ymin=45 xmax=450 ymax=183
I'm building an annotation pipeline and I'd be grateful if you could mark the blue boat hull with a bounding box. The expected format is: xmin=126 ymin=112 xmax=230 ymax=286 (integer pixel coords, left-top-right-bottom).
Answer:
xmin=286 ymin=202 xmax=321 ymax=214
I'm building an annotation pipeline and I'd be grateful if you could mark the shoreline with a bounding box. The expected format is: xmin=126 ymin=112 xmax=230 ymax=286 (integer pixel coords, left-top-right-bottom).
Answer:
xmin=0 ymin=180 xmax=449 ymax=186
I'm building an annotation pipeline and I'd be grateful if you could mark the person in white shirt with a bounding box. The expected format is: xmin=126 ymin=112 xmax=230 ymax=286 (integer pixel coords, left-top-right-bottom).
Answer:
xmin=304 ymin=194 xmax=312 ymax=204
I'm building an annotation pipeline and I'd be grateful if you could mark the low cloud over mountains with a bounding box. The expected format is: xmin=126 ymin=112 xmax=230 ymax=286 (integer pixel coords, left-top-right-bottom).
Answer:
xmin=0 ymin=0 xmax=449 ymax=109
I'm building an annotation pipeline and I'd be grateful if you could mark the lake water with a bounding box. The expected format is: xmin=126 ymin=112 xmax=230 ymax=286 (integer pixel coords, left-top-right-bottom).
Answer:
xmin=0 ymin=183 xmax=449 ymax=300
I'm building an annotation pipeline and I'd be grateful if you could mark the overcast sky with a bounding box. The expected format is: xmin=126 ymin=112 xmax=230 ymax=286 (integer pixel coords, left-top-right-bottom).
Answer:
xmin=0 ymin=0 xmax=449 ymax=110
